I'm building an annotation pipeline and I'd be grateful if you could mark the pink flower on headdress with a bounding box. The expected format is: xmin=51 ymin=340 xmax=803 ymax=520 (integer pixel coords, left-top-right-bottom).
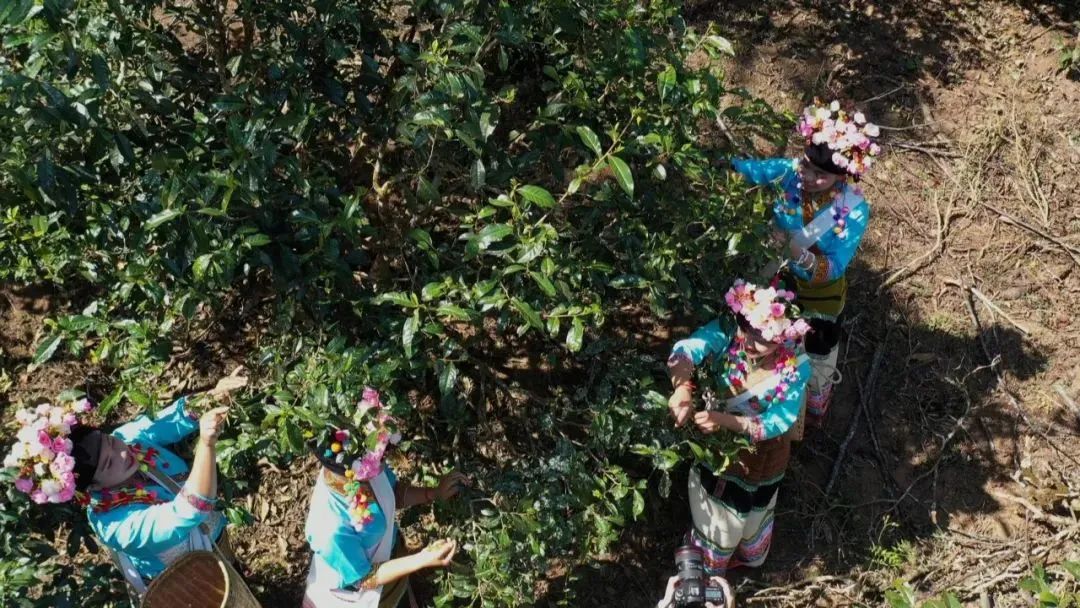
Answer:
xmin=14 ymin=478 xmax=33 ymax=493
xmin=351 ymin=452 xmax=383 ymax=481
xmin=334 ymin=429 xmax=350 ymax=442
xmin=72 ymin=399 xmax=92 ymax=414
xmin=51 ymin=453 xmax=75 ymax=476
xmin=52 ymin=437 xmax=72 ymax=455
xmin=30 ymin=489 xmax=48 ymax=504
xmin=724 ymin=290 xmax=742 ymax=312
xmin=361 ymin=388 xmax=381 ymax=407
xmin=770 ymin=303 xmax=786 ymax=317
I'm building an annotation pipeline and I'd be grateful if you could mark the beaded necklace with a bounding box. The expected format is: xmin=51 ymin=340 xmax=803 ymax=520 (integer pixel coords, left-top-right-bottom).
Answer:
xmin=89 ymin=443 xmax=167 ymax=513
xmin=784 ymin=172 xmax=853 ymax=240
xmin=722 ymin=337 xmax=801 ymax=413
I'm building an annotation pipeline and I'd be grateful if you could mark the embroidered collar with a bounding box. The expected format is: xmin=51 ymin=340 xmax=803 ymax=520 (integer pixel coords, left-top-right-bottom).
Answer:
xmin=90 ymin=480 xmax=165 ymax=513
xmin=87 ymin=443 xmax=170 ymax=513
xmin=721 ymin=338 xmax=802 ymax=413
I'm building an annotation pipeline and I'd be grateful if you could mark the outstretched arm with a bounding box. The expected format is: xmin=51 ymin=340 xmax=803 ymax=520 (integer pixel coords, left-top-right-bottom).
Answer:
xmin=732 ymin=157 xmax=798 ymax=186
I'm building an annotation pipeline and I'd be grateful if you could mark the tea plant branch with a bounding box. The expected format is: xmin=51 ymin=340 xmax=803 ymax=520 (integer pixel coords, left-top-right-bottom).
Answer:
xmin=536 ymin=118 xmax=634 ymax=226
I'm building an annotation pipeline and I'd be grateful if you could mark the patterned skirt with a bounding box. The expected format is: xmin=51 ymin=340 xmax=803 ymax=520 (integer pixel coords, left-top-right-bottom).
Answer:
xmin=687 ymin=435 xmax=790 ymax=575
xmin=795 ymin=275 xmax=847 ymax=321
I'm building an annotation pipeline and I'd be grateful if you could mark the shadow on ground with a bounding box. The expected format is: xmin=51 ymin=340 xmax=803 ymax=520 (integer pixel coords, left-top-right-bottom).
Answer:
xmin=535 ymin=255 xmax=1047 ymax=606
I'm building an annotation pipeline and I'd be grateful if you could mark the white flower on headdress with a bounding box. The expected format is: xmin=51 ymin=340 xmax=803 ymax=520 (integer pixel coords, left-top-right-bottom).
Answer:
xmin=854 ymin=112 xmax=866 ymax=124
xmin=864 ymin=123 xmax=880 ymax=137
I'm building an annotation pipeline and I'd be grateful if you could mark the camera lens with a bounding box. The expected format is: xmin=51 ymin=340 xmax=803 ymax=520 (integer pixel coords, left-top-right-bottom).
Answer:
xmin=674 ymin=546 xmax=706 ymax=607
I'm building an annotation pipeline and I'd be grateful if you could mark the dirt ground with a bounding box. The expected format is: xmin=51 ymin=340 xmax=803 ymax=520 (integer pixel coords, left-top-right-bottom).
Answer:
xmin=3 ymin=1 xmax=1080 ymax=606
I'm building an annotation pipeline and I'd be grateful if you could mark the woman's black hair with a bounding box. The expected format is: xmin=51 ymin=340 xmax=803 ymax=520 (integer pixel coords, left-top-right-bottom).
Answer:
xmin=804 ymin=142 xmax=847 ymax=177
xmin=69 ymin=426 xmax=102 ymax=492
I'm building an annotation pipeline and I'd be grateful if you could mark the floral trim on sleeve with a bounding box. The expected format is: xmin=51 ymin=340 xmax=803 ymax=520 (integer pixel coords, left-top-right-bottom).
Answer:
xmin=179 ymin=486 xmax=216 ymax=513
xmin=744 ymin=416 xmax=766 ymax=442
xmin=811 ymin=255 xmax=832 ymax=283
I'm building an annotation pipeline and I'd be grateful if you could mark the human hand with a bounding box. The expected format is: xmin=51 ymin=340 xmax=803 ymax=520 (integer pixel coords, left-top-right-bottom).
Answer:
xmin=788 ymin=240 xmax=807 ymax=260
xmin=415 ymin=539 xmax=457 ymax=570
xmin=199 ymin=406 xmax=230 ymax=445
xmin=435 ymin=471 xmax=470 ymax=501
xmin=209 ymin=367 xmax=248 ymax=402
xmin=693 ymin=411 xmax=728 ymax=434
xmin=668 ymin=386 xmax=693 ymax=428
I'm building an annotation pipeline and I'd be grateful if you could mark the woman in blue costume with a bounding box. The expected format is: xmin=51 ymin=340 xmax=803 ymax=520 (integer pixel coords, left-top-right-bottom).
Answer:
xmin=731 ymin=100 xmax=880 ymax=425
xmin=4 ymin=371 xmax=248 ymax=600
xmin=667 ymin=279 xmax=811 ymax=575
xmin=302 ymin=387 xmax=468 ymax=608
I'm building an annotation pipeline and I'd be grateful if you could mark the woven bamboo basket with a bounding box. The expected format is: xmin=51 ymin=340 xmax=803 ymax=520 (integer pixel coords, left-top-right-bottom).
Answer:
xmin=142 ymin=550 xmax=261 ymax=608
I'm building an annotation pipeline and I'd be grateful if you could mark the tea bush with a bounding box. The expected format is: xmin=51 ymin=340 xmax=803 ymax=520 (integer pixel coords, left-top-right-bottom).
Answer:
xmin=0 ymin=0 xmax=790 ymax=604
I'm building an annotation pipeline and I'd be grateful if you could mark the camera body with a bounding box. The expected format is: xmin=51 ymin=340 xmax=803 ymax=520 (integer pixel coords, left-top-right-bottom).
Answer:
xmin=671 ymin=546 xmax=726 ymax=608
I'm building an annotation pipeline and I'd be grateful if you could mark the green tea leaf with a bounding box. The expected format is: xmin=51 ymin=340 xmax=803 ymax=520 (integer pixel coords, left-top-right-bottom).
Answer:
xmin=576 ymin=125 xmax=602 ymax=157
xmin=608 ymin=156 xmax=634 ymax=197
xmin=566 ymin=318 xmax=585 ymax=352
xmin=32 ymin=335 xmax=62 ymax=366
xmin=529 ymin=271 xmax=556 ymax=297
xmin=518 ymin=185 xmax=556 ymax=209
xmin=658 ymin=64 xmax=676 ymax=102
xmin=511 ymin=298 xmax=543 ymax=330
xmin=402 ymin=312 xmax=420 ymax=358
xmin=145 ymin=208 xmax=183 ymax=230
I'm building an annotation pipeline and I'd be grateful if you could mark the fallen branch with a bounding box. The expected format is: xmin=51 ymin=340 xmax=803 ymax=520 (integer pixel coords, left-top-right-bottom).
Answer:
xmin=944 ymin=280 xmax=1030 ymax=336
xmin=950 ymin=280 xmax=1080 ymax=469
xmin=879 ymin=180 xmax=960 ymax=293
xmin=890 ymin=141 xmax=963 ymax=158
xmin=825 ymin=332 xmax=888 ymax=497
xmin=978 ymin=201 xmax=1080 ymax=267
xmin=1053 ymin=384 xmax=1080 ymax=419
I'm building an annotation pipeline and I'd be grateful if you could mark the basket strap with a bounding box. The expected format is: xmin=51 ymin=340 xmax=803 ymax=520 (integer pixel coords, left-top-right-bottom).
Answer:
xmin=108 ymin=545 xmax=149 ymax=598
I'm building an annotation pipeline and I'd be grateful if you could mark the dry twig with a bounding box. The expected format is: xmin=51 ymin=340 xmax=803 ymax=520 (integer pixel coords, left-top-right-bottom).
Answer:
xmin=978 ymin=201 xmax=1080 ymax=267
xmin=825 ymin=331 xmax=888 ymax=497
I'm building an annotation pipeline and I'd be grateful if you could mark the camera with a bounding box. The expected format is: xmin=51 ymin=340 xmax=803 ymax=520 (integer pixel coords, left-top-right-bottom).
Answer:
xmin=670 ymin=545 xmax=727 ymax=608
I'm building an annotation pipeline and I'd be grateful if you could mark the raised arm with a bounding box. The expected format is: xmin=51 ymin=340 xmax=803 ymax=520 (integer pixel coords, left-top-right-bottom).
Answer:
xmin=111 ymin=397 xmax=198 ymax=447
xmin=91 ymin=407 xmax=227 ymax=553
xmin=731 ymin=158 xmax=798 ymax=186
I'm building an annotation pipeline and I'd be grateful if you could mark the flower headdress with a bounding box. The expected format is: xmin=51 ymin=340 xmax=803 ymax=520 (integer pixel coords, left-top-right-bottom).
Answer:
xmin=724 ymin=279 xmax=810 ymax=344
xmin=316 ymin=387 xmax=401 ymax=531
xmin=4 ymin=399 xmax=93 ymax=504
xmin=796 ymin=99 xmax=881 ymax=177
